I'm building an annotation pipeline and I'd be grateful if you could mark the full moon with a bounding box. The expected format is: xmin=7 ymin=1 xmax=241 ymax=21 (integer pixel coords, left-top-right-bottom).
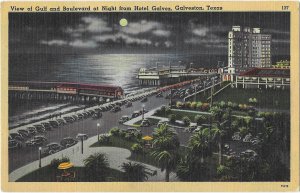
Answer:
xmin=119 ymin=18 xmax=128 ymax=27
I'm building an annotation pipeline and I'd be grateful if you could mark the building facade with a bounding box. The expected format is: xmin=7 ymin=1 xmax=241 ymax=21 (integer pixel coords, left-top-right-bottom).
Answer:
xmin=228 ymin=26 xmax=272 ymax=74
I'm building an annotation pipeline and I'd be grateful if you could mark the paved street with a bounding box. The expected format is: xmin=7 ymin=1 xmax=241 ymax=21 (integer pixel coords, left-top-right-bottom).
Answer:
xmin=10 ymin=135 xmax=178 ymax=182
xmin=9 ymin=91 xmax=192 ymax=173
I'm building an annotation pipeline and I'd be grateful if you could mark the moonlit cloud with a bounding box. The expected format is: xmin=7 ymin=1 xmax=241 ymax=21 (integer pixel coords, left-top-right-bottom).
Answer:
xmin=69 ymin=40 xmax=98 ymax=48
xmin=152 ymin=29 xmax=171 ymax=37
xmin=121 ymin=20 xmax=162 ymax=35
xmin=40 ymin=39 xmax=68 ymax=46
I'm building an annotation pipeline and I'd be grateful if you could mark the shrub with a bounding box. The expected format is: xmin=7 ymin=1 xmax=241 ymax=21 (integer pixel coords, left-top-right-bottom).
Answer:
xmin=165 ymin=106 xmax=171 ymax=114
xmin=109 ymin=128 xmax=120 ymax=136
xmin=196 ymin=102 xmax=202 ymax=109
xmin=50 ymin=157 xmax=70 ymax=169
xmin=220 ymin=101 xmax=226 ymax=108
xmin=99 ymin=134 xmax=110 ymax=144
xmin=190 ymin=102 xmax=197 ymax=109
xmin=176 ymin=101 xmax=184 ymax=109
xmin=185 ymin=101 xmax=191 ymax=109
xmin=131 ymin=143 xmax=143 ymax=154
xmin=125 ymin=132 xmax=135 ymax=141
xmin=160 ymin=105 xmax=166 ymax=112
xmin=182 ymin=116 xmax=191 ymax=126
xmin=119 ymin=130 xmax=126 ymax=138
xmin=168 ymin=114 xmax=176 ymax=123
xmin=201 ymin=103 xmax=210 ymax=111
xmin=194 ymin=115 xmax=205 ymax=126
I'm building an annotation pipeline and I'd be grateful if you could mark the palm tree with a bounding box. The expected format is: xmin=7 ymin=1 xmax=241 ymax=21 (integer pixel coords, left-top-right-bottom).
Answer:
xmin=211 ymin=123 xmax=225 ymax=165
xmin=84 ymin=153 xmax=109 ymax=181
xmin=151 ymin=123 xmax=179 ymax=182
xmin=188 ymin=128 xmax=210 ymax=163
xmin=121 ymin=162 xmax=152 ymax=182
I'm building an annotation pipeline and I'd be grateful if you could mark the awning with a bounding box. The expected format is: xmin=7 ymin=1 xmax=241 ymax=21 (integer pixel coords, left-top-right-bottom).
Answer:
xmin=58 ymin=162 xmax=74 ymax=170
xmin=142 ymin=136 xmax=153 ymax=141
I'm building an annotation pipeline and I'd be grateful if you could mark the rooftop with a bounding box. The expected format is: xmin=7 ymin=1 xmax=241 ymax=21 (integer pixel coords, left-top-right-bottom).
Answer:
xmin=239 ymin=68 xmax=290 ymax=78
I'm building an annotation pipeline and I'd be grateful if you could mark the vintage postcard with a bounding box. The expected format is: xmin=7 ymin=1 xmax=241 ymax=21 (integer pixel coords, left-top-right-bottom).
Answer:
xmin=1 ymin=1 xmax=299 ymax=192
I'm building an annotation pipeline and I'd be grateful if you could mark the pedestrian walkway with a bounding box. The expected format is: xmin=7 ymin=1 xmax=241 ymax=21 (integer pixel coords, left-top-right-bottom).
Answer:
xmin=9 ymin=135 xmax=178 ymax=182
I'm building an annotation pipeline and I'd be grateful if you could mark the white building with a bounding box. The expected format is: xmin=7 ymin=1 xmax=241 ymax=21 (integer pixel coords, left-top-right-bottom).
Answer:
xmin=228 ymin=26 xmax=272 ymax=74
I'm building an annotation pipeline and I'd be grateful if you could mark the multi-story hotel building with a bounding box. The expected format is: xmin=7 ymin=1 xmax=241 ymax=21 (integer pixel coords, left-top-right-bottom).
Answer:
xmin=228 ymin=26 xmax=272 ymax=74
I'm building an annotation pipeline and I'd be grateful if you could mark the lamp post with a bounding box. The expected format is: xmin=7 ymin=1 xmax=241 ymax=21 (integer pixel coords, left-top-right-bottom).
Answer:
xmin=142 ymin=104 xmax=145 ymax=120
xmin=38 ymin=147 xmax=42 ymax=168
xmin=97 ymin=122 xmax=100 ymax=143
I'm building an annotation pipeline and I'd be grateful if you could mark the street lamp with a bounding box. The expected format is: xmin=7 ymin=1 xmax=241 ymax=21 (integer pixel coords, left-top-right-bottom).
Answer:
xmin=142 ymin=104 xmax=145 ymax=120
xmin=38 ymin=147 xmax=42 ymax=168
xmin=97 ymin=122 xmax=100 ymax=142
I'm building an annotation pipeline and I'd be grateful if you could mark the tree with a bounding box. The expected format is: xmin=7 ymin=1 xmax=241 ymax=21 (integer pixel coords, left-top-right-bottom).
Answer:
xmin=176 ymin=155 xmax=209 ymax=181
xmin=210 ymin=106 xmax=223 ymax=122
xmin=121 ymin=162 xmax=152 ymax=182
xmin=188 ymin=128 xmax=211 ymax=162
xmin=168 ymin=114 xmax=176 ymax=123
xmin=182 ymin=116 xmax=191 ymax=126
xmin=211 ymin=123 xmax=226 ymax=165
xmin=151 ymin=124 xmax=179 ymax=181
xmin=131 ymin=143 xmax=143 ymax=154
xmin=84 ymin=153 xmax=109 ymax=181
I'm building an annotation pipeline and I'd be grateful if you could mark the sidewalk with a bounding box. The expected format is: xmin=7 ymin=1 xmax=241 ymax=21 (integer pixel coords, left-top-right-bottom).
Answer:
xmin=9 ymin=135 xmax=178 ymax=182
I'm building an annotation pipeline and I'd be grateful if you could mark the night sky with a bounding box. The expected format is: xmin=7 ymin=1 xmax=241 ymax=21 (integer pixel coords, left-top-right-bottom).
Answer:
xmin=9 ymin=12 xmax=290 ymax=55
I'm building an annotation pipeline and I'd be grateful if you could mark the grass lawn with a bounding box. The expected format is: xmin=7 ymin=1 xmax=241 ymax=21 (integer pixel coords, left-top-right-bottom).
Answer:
xmin=16 ymin=166 xmax=123 ymax=182
xmin=212 ymin=87 xmax=290 ymax=110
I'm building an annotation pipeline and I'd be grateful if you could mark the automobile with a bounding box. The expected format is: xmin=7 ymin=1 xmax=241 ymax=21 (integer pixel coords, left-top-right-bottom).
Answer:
xmin=41 ymin=143 xmax=62 ymax=156
xmin=25 ymin=135 xmax=47 ymax=146
xmin=88 ymin=110 xmax=96 ymax=115
xmin=188 ymin=123 xmax=197 ymax=132
xmin=115 ymin=102 xmax=123 ymax=106
xmin=111 ymin=106 xmax=121 ymax=113
xmin=192 ymin=126 xmax=202 ymax=133
xmin=41 ymin=122 xmax=52 ymax=131
xmin=125 ymin=102 xmax=132 ymax=108
xmin=71 ymin=115 xmax=78 ymax=121
xmin=123 ymin=127 xmax=141 ymax=134
xmin=77 ymin=113 xmax=84 ymax=120
xmin=140 ymin=119 xmax=151 ymax=127
xmin=60 ymin=137 xmax=78 ymax=148
xmin=63 ymin=116 xmax=75 ymax=123
xmin=131 ymin=111 xmax=141 ymax=119
xmin=33 ymin=125 xmax=46 ymax=133
xmin=76 ymin=133 xmax=88 ymax=141
xmin=92 ymin=112 xmax=102 ymax=119
xmin=9 ymin=133 xmax=23 ymax=141
xmin=141 ymin=97 xmax=148 ymax=102
xmin=18 ymin=129 xmax=30 ymax=138
xmin=82 ymin=112 xmax=89 ymax=118
xmin=118 ymin=116 xmax=130 ymax=124
xmin=9 ymin=140 xmax=22 ymax=149
xmin=26 ymin=127 xmax=37 ymax=136
xmin=49 ymin=120 xmax=59 ymax=128
xmin=156 ymin=92 xmax=163 ymax=97
xmin=157 ymin=120 xmax=168 ymax=127
xmin=56 ymin=119 xmax=66 ymax=126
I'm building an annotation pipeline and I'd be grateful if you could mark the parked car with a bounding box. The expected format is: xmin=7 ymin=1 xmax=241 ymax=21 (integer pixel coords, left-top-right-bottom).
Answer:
xmin=131 ymin=111 xmax=141 ymax=119
xmin=56 ymin=119 xmax=66 ymax=126
xmin=9 ymin=133 xmax=23 ymax=141
xmin=33 ymin=125 xmax=46 ymax=133
xmin=49 ymin=120 xmax=59 ymax=128
xmin=141 ymin=97 xmax=148 ymax=102
xmin=18 ymin=129 xmax=30 ymax=138
xmin=140 ymin=119 xmax=151 ymax=127
xmin=63 ymin=116 xmax=75 ymax=123
xmin=26 ymin=127 xmax=37 ymax=136
xmin=41 ymin=122 xmax=52 ymax=131
xmin=157 ymin=120 xmax=168 ymax=127
xmin=125 ymin=102 xmax=132 ymax=108
xmin=25 ymin=135 xmax=47 ymax=147
xmin=111 ymin=106 xmax=121 ymax=113
xmin=156 ymin=92 xmax=163 ymax=97
xmin=60 ymin=137 xmax=78 ymax=148
xmin=118 ymin=116 xmax=130 ymax=124
xmin=41 ymin=143 xmax=62 ymax=156
xmin=92 ymin=112 xmax=102 ymax=119
xmin=124 ymin=127 xmax=141 ymax=134
xmin=9 ymin=140 xmax=22 ymax=149
xmin=76 ymin=133 xmax=88 ymax=141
